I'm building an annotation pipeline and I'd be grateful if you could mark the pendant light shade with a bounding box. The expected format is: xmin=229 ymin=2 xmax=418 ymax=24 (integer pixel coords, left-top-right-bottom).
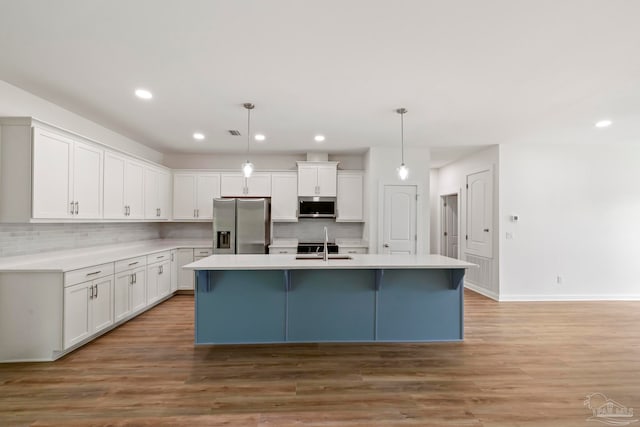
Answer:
xmin=396 ymin=108 xmax=409 ymax=181
xmin=241 ymin=103 xmax=255 ymax=178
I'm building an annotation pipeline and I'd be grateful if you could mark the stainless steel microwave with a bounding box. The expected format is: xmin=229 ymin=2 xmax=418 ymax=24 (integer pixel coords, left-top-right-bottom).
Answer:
xmin=298 ymin=197 xmax=336 ymax=218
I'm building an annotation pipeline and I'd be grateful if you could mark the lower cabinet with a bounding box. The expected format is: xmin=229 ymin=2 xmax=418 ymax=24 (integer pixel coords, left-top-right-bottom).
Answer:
xmin=63 ymin=276 xmax=114 ymax=349
xmin=177 ymin=249 xmax=195 ymax=290
xmin=147 ymin=259 xmax=171 ymax=304
xmin=114 ymin=266 xmax=146 ymax=322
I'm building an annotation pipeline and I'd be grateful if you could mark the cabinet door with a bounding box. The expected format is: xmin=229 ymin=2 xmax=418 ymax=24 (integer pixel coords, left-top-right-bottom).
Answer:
xmin=196 ymin=174 xmax=221 ymax=219
xmin=173 ymin=174 xmax=197 ymax=219
xmin=297 ymin=166 xmax=317 ymax=197
xmin=125 ymin=161 xmax=145 ymax=219
xmin=336 ymin=173 xmax=363 ymax=221
xmin=91 ymin=276 xmax=114 ymax=333
xmin=73 ymin=141 xmax=103 ymax=219
xmin=246 ymin=173 xmax=271 ymax=197
xmin=146 ymin=264 xmax=160 ymax=304
xmin=271 ymin=173 xmax=298 ymax=221
xmin=316 ymin=164 xmax=337 ymax=197
xmin=64 ymin=282 xmax=91 ymax=349
xmin=144 ymin=167 xmax=159 ymax=219
xmin=170 ymin=250 xmax=178 ymax=292
xmin=114 ymin=272 xmax=132 ymax=322
xmin=220 ymin=173 xmax=246 ymax=197
xmin=177 ymin=249 xmax=195 ymax=290
xmin=158 ymin=171 xmax=171 ymax=219
xmin=104 ymin=153 xmax=126 ymax=219
xmin=157 ymin=260 xmax=171 ymax=298
xmin=130 ymin=268 xmax=147 ymax=313
xmin=32 ymin=128 xmax=74 ymax=219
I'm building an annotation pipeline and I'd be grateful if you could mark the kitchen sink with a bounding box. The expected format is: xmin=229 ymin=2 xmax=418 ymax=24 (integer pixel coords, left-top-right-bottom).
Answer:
xmin=295 ymin=254 xmax=353 ymax=260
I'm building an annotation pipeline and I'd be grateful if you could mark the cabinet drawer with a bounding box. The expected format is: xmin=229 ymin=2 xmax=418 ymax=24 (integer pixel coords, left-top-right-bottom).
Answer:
xmin=338 ymin=247 xmax=368 ymax=255
xmin=65 ymin=262 xmax=114 ymax=287
xmin=115 ymin=256 xmax=147 ymax=274
xmin=193 ymin=248 xmax=212 ymax=257
xmin=147 ymin=251 xmax=171 ymax=265
xmin=269 ymin=247 xmax=297 ymax=254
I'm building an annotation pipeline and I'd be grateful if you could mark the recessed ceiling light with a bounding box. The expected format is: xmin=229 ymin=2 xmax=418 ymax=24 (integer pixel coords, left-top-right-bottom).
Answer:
xmin=595 ymin=119 xmax=612 ymax=128
xmin=193 ymin=132 xmax=205 ymax=140
xmin=254 ymin=134 xmax=266 ymax=141
xmin=134 ymin=88 xmax=153 ymax=100
xmin=314 ymin=135 xmax=326 ymax=142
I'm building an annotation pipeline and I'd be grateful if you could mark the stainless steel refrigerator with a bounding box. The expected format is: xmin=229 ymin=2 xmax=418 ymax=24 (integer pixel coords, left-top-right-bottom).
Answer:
xmin=212 ymin=198 xmax=270 ymax=254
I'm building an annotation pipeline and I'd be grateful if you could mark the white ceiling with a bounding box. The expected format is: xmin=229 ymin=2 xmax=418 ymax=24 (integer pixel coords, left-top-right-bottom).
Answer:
xmin=1 ymin=0 xmax=639 ymax=165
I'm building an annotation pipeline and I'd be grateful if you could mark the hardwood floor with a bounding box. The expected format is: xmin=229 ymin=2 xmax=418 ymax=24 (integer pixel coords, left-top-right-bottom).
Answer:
xmin=2 ymin=291 xmax=640 ymax=426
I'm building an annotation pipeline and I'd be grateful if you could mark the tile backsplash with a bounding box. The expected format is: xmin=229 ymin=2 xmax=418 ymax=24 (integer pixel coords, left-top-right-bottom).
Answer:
xmin=273 ymin=219 xmax=363 ymax=242
xmin=0 ymin=223 xmax=160 ymax=258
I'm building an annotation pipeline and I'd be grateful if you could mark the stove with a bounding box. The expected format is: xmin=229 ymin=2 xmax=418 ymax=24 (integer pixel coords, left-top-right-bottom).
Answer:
xmin=296 ymin=242 xmax=339 ymax=254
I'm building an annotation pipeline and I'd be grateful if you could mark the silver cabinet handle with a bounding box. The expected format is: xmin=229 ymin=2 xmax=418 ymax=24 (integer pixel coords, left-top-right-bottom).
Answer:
xmin=156 ymin=255 xmax=165 ymax=259
xmin=383 ymin=243 xmax=390 ymax=248
xmin=128 ymin=261 xmax=139 ymax=266
xmin=75 ymin=201 xmax=79 ymax=215
xmin=194 ymin=208 xmax=197 ymax=218
xmin=171 ymin=253 xmax=174 ymax=261
xmin=348 ymin=250 xmax=357 ymax=254
xmin=484 ymin=228 xmax=490 ymax=232
xmin=86 ymin=270 xmax=101 ymax=276
xmin=89 ymin=284 xmax=94 ymax=299
xmin=94 ymin=284 xmax=98 ymax=298
xmin=70 ymin=202 xmax=75 ymax=215
xmin=159 ymin=265 xmax=163 ymax=274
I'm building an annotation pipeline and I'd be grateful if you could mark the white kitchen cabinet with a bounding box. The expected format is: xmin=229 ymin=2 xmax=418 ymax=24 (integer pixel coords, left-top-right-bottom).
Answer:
xmin=338 ymin=246 xmax=368 ymax=254
xmin=32 ymin=127 xmax=103 ymax=219
xmin=147 ymin=259 xmax=171 ymax=305
xmin=271 ymin=172 xmax=298 ymax=222
xmin=63 ymin=275 xmax=114 ymax=349
xmin=104 ymin=153 xmax=145 ymax=219
xmin=144 ymin=166 xmax=171 ymax=220
xmin=269 ymin=246 xmax=297 ymax=254
xmin=297 ymin=162 xmax=337 ymax=197
xmin=177 ymin=249 xmax=195 ymax=290
xmin=221 ymin=173 xmax=271 ymax=197
xmin=336 ymin=171 xmax=364 ymax=222
xmin=114 ymin=265 xmax=146 ymax=322
xmin=170 ymin=250 xmax=178 ymax=292
xmin=173 ymin=172 xmax=220 ymax=219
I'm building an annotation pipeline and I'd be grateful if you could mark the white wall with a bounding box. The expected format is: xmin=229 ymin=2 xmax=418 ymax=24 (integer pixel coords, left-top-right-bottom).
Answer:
xmin=365 ymin=147 xmax=431 ymax=254
xmin=429 ymin=169 xmax=440 ymax=254
xmin=500 ymin=143 xmax=640 ymax=300
xmin=437 ymin=146 xmax=499 ymax=299
xmin=0 ymin=80 xmax=163 ymax=163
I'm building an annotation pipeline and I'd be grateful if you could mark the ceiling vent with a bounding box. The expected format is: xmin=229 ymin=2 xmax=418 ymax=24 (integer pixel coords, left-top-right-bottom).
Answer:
xmin=228 ymin=130 xmax=241 ymax=136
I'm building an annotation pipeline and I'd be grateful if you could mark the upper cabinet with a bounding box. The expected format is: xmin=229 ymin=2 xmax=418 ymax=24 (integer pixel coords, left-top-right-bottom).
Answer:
xmin=221 ymin=173 xmax=271 ymax=197
xmin=271 ymin=172 xmax=298 ymax=222
xmin=144 ymin=167 xmax=171 ymax=220
xmin=336 ymin=171 xmax=364 ymax=222
xmin=32 ymin=127 xmax=103 ymax=219
xmin=104 ymin=153 xmax=145 ymax=219
xmin=297 ymin=162 xmax=338 ymax=197
xmin=173 ymin=172 xmax=220 ymax=220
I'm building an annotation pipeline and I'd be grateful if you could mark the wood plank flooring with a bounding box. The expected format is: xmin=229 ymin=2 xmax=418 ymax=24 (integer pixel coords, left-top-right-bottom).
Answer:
xmin=2 ymin=291 xmax=640 ymax=426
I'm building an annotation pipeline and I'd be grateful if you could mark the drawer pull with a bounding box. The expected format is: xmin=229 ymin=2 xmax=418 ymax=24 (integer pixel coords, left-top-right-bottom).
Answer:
xmin=86 ymin=271 xmax=101 ymax=276
xmin=156 ymin=255 xmax=165 ymax=259
xmin=128 ymin=262 xmax=139 ymax=266
xmin=348 ymin=250 xmax=356 ymax=254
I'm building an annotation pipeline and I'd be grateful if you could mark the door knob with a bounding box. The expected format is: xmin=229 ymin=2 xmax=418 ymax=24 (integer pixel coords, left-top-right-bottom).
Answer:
xmin=383 ymin=243 xmax=390 ymax=248
xmin=483 ymin=228 xmax=490 ymax=232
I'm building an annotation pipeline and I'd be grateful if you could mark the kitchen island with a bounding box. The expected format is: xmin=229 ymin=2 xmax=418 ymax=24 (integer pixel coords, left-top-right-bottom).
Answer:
xmin=184 ymin=254 xmax=475 ymax=344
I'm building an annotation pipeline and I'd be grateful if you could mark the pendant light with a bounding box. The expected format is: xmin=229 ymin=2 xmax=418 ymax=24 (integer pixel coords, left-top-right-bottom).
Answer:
xmin=396 ymin=108 xmax=409 ymax=180
xmin=241 ymin=103 xmax=255 ymax=178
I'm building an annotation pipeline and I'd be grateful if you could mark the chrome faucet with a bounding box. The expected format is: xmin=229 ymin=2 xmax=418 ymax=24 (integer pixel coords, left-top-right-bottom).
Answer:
xmin=323 ymin=226 xmax=329 ymax=261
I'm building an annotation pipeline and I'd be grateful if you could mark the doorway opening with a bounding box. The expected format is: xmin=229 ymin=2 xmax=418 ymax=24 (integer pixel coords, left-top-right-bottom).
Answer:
xmin=440 ymin=193 xmax=459 ymax=259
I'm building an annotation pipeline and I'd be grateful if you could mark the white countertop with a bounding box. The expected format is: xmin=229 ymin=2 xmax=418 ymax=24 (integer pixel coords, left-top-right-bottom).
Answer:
xmin=0 ymin=239 xmax=212 ymax=273
xmin=184 ymin=254 xmax=475 ymax=270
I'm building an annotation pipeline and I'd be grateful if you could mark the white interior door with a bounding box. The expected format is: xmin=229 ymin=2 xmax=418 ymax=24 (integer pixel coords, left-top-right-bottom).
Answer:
xmin=441 ymin=194 xmax=459 ymax=259
xmin=466 ymin=169 xmax=493 ymax=257
xmin=382 ymin=185 xmax=417 ymax=254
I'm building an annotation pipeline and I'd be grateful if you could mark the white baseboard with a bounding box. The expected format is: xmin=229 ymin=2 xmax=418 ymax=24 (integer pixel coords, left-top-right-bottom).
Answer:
xmin=464 ymin=281 xmax=499 ymax=301
xmin=499 ymin=294 xmax=640 ymax=302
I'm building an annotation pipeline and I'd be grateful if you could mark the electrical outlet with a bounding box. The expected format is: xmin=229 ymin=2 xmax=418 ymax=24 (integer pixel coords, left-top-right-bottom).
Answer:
xmin=556 ymin=275 xmax=563 ymax=284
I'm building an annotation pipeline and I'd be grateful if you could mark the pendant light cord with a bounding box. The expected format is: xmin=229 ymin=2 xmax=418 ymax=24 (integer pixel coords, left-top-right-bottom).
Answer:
xmin=246 ymin=107 xmax=251 ymax=159
xmin=400 ymin=110 xmax=405 ymax=164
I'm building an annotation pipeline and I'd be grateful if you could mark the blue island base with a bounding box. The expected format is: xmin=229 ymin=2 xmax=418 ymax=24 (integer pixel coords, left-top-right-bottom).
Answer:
xmin=195 ymin=268 xmax=464 ymax=344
